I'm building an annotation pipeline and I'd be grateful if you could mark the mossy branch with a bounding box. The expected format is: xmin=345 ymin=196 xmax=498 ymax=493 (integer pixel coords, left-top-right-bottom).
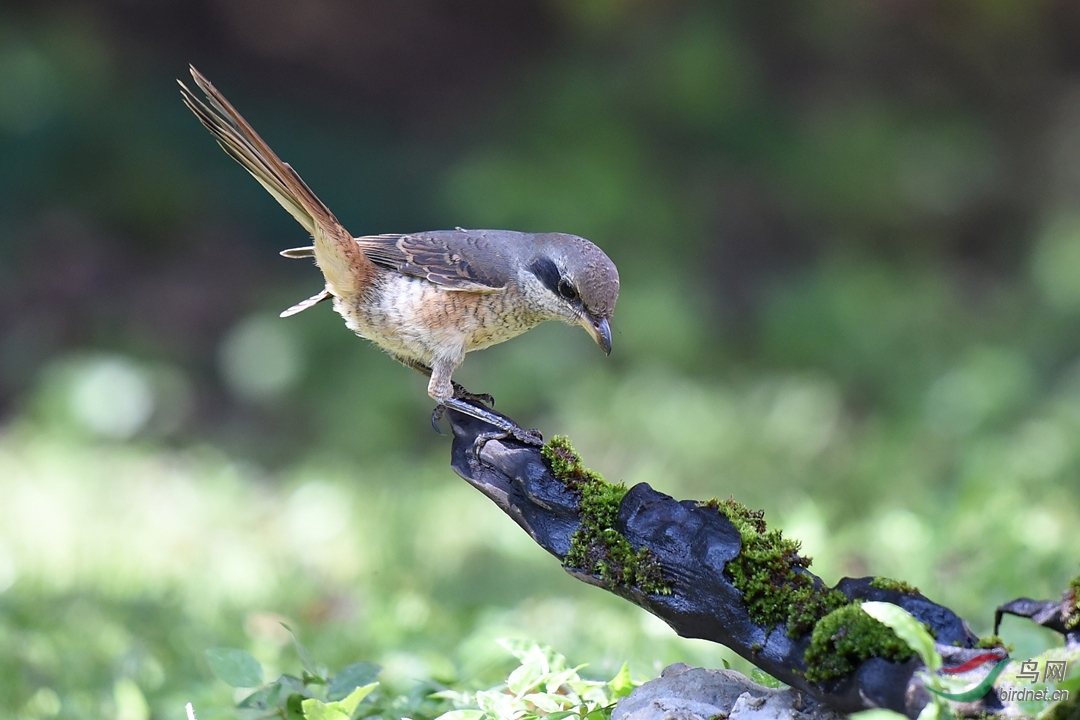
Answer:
xmin=444 ymin=408 xmax=1079 ymax=719
xmin=542 ymin=436 xmax=670 ymax=595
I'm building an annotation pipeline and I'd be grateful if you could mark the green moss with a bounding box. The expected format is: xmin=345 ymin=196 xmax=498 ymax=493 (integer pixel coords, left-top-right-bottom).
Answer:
xmin=1064 ymin=575 xmax=1080 ymax=631
xmin=703 ymin=498 xmax=847 ymax=638
xmin=803 ymin=602 xmax=917 ymax=684
xmin=870 ymin=577 xmax=920 ymax=595
xmin=542 ymin=436 xmax=671 ymax=595
xmin=541 ymin=435 xmax=600 ymax=482
xmin=975 ymin=635 xmax=1011 ymax=652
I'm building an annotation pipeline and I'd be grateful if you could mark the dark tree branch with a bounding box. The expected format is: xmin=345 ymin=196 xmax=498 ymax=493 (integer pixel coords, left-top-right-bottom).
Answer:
xmin=445 ymin=409 xmax=1079 ymax=718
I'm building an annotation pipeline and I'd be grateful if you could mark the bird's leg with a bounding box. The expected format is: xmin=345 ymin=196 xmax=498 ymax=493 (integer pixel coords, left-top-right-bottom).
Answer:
xmin=427 ymin=359 xmax=542 ymax=448
xmin=393 ymin=355 xmax=494 ymax=407
xmin=387 ymin=356 xmax=454 ymax=432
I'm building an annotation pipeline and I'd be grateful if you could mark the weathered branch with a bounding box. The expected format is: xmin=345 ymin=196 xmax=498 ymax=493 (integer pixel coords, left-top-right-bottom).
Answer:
xmin=445 ymin=409 xmax=1077 ymax=718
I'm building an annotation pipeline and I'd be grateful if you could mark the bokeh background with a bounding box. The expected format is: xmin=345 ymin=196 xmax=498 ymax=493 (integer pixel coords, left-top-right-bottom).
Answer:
xmin=3 ymin=1 xmax=1080 ymax=718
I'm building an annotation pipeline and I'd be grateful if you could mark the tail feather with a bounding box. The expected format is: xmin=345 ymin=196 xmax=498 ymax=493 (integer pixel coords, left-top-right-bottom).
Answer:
xmin=180 ymin=66 xmax=372 ymax=297
xmin=280 ymin=288 xmax=331 ymax=318
xmin=280 ymin=246 xmax=315 ymax=259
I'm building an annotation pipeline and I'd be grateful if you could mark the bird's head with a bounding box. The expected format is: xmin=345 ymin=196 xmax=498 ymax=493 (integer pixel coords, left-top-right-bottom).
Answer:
xmin=522 ymin=233 xmax=620 ymax=354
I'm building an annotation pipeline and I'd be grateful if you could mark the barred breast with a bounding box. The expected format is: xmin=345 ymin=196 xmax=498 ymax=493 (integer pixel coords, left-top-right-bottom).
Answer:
xmin=334 ymin=274 xmax=544 ymax=366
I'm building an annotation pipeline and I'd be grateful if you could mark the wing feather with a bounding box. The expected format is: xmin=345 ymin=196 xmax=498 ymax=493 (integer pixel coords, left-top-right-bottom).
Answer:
xmin=357 ymin=231 xmax=508 ymax=293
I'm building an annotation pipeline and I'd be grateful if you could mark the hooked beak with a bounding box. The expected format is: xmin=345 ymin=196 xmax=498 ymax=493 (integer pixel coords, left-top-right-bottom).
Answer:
xmin=578 ymin=314 xmax=612 ymax=355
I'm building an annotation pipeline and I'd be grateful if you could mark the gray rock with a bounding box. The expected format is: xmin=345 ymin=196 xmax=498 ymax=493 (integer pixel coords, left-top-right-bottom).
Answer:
xmin=613 ymin=664 xmax=845 ymax=720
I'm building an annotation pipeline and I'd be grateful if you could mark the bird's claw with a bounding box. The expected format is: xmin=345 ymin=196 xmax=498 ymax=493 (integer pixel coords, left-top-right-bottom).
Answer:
xmin=431 ymin=405 xmax=447 ymax=434
xmin=452 ymin=382 xmax=495 ymax=408
xmin=431 ymin=385 xmax=496 ymax=435
xmin=473 ymin=425 xmax=544 ymax=455
xmin=433 ymin=396 xmax=543 ymax=454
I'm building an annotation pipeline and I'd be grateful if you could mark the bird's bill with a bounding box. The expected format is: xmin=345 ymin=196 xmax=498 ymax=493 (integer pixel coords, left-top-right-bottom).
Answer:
xmin=578 ymin=314 xmax=612 ymax=355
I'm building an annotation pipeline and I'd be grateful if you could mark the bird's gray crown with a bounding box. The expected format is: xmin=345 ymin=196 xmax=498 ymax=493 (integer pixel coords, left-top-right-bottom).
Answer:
xmin=530 ymin=233 xmax=619 ymax=319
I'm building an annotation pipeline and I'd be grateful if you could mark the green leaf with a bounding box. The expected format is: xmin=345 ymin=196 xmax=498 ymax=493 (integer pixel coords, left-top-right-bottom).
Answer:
xmin=327 ymin=662 xmax=380 ymax=701
xmin=300 ymin=698 xmax=349 ymax=720
xmin=277 ymin=674 xmax=313 ymax=699
xmin=334 ymin=683 xmax=378 ymax=716
xmin=430 ymin=689 xmax=473 ymax=703
xmin=544 ymin=712 xmax=578 ymax=720
xmin=750 ymin=669 xmax=784 ymax=689
xmin=915 ymin=700 xmax=942 ymax=720
xmin=239 ymin=674 xmax=311 ymax=714
xmin=860 ymin=602 xmax=942 ymax=672
xmin=113 ymin=678 xmax=149 ymax=720
xmin=497 ymin=638 xmax=538 ymax=663
xmin=237 ymin=685 xmax=275 ymax=711
xmin=523 ymin=692 xmax=572 ymax=713
xmin=608 ymin=663 xmax=634 ymax=698
xmin=507 ymin=656 xmax=545 ymax=695
xmin=477 ymin=688 xmax=521 ymax=717
xmin=543 ymin=665 xmax=587 ymax=694
xmin=282 ymin=623 xmax=318 ymax=677
xmin=285 ymin=693 xmax=306 ymax=720
xmin=299 ymin=683 xmax=378 ymax=720
xmin=205 ymin=647 xmax=264 ymax=688
xmin=850 ymin=711 xmax=911 ymax=720
xmin=434 ymin=711 xmax=485 ymax=720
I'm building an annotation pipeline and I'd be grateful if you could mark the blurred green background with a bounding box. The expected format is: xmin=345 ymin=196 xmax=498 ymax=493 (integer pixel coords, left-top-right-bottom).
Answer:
xmin=2 ymin=1 xmax=1080 ymax=718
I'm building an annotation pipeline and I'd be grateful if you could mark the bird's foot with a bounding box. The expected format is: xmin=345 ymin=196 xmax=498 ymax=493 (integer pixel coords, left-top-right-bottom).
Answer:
xmin=429 ymin=386 xmax=495 ymax=434
xmin=434 ymin=396 xmax=544 ymax=452
xmin=474 ymin=425 xmax=544 ymax=451
xmin=451 ymin=382 xmax=494 ymax=408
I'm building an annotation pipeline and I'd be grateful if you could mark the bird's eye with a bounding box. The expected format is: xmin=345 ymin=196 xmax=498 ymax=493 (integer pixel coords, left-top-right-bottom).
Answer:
xmin=558 ymin=278 xmax=578 ymax=301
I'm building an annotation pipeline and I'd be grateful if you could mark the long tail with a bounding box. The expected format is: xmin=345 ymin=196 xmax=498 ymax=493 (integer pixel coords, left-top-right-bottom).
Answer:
xmin=179 ymin=65 xmax=373 ymax=299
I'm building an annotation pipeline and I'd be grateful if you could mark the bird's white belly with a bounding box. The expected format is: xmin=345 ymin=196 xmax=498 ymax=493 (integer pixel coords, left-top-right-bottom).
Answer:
xmin=335 ymin=276 xmax=543 ymax=366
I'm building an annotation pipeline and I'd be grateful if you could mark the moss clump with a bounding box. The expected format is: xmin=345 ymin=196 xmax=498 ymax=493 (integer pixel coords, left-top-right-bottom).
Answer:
xmin=1064 ymin=575 xmax=1080 ymax=631
xmin=541 ymin=436 xmax=671 ymax=595
xmin=702 ymin=498 xmax=848 ymax=638
xmin=803 ymin=602 xmax=917 ymax=684
xmin=976 ymin=635 xmax=1011 ymax=651
xmin=870 ymin=577 xmax=920 ymax=595
xmin=696 ymin=495 xmax=927 ymax=685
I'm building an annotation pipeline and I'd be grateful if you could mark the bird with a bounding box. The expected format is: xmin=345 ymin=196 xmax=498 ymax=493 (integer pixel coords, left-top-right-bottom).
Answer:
xmin=179 ymin=66 xmax=620 ymax=444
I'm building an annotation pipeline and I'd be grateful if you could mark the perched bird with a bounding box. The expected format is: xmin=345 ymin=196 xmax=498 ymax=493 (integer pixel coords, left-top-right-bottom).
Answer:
xmin=179 ymin=67 xmax=619 ymax=443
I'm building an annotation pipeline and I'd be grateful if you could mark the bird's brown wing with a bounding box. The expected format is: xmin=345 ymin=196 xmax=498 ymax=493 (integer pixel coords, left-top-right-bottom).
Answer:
xmin=357 ymin=231 xmax=510 ymax=293
xmin=179 ymin=66 xmax=375 ymax=299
